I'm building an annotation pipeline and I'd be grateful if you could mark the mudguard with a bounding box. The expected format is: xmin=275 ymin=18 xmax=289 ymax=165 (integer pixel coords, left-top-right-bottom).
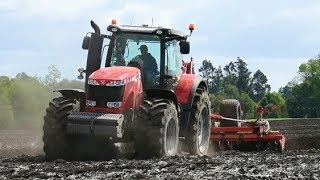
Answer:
xmin=54 ymin=89 xmax=86 ymax=110
xmin=175 ymin=74 xmax=208 ymax=137
xmin=176 ymin=74 xmax=208 ymax=110
xmin=54 ymin=89 xmax=85 ymax=100
xmin=145 ymin=89 xmax=178 ymax=107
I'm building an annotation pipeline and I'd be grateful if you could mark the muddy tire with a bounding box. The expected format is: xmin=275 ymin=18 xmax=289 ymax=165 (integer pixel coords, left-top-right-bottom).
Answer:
xmin=134 ymin=99 xmax=179 ymax=158
xmin=185 ymin=88 xmax=211 ymax=156
xmin=134 ymin=100 xmax=152 ymax=158
xmin=43 ymin=97 xmax=79 ymax=160
xmin=219 ymin=99 xmax=242 ymax=150
xmin=219 ymin=99 xmax=242 ymax=127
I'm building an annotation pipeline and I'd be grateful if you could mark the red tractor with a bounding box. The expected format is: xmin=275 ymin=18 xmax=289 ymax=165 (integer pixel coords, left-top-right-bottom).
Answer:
xmin=43 ymin=20 xmax=212 ymax=160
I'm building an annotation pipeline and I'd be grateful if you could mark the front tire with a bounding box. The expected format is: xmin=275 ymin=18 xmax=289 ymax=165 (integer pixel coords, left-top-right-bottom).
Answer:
xmin=134 ymin=99 xmax=179 ymax=158
xmin=43 ymin=97 xmax=118 ymax=161
xmin=43 ymin=97 xmax=79 ymax=160
xmin=185 ymin=88 xmax=211 ymax=156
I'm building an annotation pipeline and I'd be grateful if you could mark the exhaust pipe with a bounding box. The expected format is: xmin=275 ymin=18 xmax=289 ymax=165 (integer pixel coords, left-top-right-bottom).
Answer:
xmin=90 ymin=20 xmax=101 ymax=35
xmin=84 ymin=20 xmax=104 ymax=91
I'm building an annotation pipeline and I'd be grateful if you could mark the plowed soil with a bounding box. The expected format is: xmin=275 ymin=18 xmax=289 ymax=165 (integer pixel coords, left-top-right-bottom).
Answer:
xmin=0 ymin=118 xmax=319 ymax=179
xmin=269 ymin=118 xmax=320 ymax=150
xmin=0 ymin=130 xmax=43 ymax=158
xmin=1 ymin=150 xmax=319 ymax=179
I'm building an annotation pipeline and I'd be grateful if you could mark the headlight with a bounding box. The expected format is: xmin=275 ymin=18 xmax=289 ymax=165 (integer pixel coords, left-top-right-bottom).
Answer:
xmin=86 ymin=100 xmax=96 ymax=106
xmin=107 ymin=102 xmax=122 ymax=108
xmin=106 ymin=80 xmax=126 ymax=86
xmin=88 ymin=79 xmax=100 ymax=86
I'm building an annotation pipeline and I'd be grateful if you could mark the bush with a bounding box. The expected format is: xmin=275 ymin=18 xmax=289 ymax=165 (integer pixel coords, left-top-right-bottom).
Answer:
xmin=0 ymin=105 xmax=15 ymax=129
xmin=11 ymin=79 xmax=50 ymax=128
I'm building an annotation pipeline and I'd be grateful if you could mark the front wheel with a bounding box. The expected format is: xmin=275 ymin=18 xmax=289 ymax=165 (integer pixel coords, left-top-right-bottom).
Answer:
xmin=134 ymin=99 xmax=179 ymax=158
xmin=43 ymin=97 xmax=79 ymax=160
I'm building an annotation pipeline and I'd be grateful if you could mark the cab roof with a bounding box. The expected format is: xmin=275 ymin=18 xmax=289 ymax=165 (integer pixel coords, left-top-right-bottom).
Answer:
xmin=107 ymin=24 xmax=187 ymax=39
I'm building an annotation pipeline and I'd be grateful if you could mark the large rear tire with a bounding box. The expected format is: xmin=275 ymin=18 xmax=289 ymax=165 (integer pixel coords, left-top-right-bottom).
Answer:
xmin=134 ymin=99 xmax=179 ymax=158
xmin=185 ymin=88 xmax=211 ymax=156
xmin=43 ymin=97 xmax=79 ymax=160
xmin=219 ymin=99 xmax=242 ymax=150
xmin=219 ymin=99 xmax=242 ymax=127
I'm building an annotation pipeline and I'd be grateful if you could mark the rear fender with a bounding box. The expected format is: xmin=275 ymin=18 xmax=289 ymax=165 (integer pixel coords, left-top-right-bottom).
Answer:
xmin=175 ymin=75 xmax=208 ymax=136
xmin=176 ymin=75 xmax=208 ymax=110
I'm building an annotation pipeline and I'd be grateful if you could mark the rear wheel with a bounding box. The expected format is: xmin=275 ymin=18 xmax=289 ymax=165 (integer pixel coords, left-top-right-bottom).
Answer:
xmin=219 ymin=99 xmax=242 ymax=127
xmin=185 ymin=88 xmax=211 ymax=156
xmin=134 ymin=99 xmax=179 ymax=158
xmin=219 ymin=99 xmax=242 ymax=150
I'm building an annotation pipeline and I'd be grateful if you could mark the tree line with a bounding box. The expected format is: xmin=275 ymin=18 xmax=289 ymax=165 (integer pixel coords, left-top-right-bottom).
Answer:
xmin=279 ymin=55 xmax=320 ymax=118
xmin=0 ymin=65 xmax=84 ymax=129
xmin=1 ymin=55 xmax=320 ymax=129
xmin=199 ymin=57 xmax=281 ymax=119
xmin=199 ymin=55 xmax=320 ymax=119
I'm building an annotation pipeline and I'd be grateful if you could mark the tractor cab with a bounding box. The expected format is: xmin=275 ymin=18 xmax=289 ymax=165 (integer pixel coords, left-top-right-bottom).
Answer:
xmin=81 ymin=20 xmax=194 ymax=90
xmin=105 ymin=22 xmax=193 ymax=89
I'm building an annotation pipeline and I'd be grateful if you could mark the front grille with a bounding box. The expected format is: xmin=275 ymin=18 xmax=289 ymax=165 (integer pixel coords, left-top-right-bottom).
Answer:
xmin=88 ymin=85 xmax=124 ymax=108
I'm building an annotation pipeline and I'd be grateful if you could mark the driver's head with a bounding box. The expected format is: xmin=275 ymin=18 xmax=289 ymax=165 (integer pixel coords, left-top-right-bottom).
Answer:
xmin=139 ymin=45 xmax=148 ymax=55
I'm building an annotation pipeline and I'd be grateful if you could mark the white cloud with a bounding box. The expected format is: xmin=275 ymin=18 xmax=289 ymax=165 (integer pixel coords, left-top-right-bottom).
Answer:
xmin=0 ymin=49 xmax=41 ymax=60
xmin=225 ymin=1 xmax=320 ymax=31
xmin=0 ymin=0 xmax=17 ymax=11
xmin=1 ymin=0 xmax=320 ymax=90
xmin=0 ymin=49 xmax=48 ymax=76
xmin=0 ymin=0 xmax=226 ymax=26
xmin=96 ymin=3 xmax=177 ymax=28
xmin=0 ymin=0 xmax=108 ymax=20
xmin=277 ymin=4 xmax=320 ymax=21
xmin=1 ymin=0 xmax=320 ymax=30
xmin=0 ymin=49 xmax=85 ymax=78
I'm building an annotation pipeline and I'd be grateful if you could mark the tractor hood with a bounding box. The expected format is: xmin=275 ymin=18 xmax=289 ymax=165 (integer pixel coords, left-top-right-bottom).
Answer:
xmin=88 ymin=66 xmax=141 ymax=86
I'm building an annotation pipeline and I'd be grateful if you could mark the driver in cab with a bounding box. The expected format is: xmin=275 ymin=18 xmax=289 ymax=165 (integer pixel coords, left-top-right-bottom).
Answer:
xmin=138 ymin=45 xmax=158 ymax=74
xmin=129 ymin=44 xmax=158 ymax=87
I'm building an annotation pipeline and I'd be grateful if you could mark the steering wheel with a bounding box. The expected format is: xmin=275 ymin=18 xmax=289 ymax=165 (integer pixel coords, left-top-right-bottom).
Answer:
xmin=130 ymin=56 xmax=144 ymax=68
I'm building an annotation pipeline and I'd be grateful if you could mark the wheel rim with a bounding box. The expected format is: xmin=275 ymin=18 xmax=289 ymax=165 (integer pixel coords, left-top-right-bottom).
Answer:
xmin=165 ymin=118 xmax=177 ymax=156
xmin=198 ymin=106 xmax=209 ymax=154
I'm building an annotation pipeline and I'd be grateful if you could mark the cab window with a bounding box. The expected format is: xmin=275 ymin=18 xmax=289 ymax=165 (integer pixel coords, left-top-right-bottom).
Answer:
xmin=110 ymin=33 xmax=160 ymax=69
xmin=165 ymin=40 xmax=183 ymax=76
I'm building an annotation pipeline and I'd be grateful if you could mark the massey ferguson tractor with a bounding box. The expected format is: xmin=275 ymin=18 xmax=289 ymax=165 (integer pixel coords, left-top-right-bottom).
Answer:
xmin=43 ymin=20 xmax=212 ymax=160
xmin=43 ymin=20 xmax=285 ymax=160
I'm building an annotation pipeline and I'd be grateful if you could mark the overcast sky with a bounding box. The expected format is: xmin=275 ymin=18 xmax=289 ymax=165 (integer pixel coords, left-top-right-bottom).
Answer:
xmin=1 ymin=0 xmax=319 ymax=91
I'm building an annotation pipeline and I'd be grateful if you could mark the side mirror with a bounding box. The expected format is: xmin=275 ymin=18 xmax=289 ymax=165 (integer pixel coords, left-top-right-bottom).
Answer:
xmin=82 ymin=36 xmax=91 ymax=50
xmin=179 ymin=40 xmax=190 ymax=54
xmin=77 ymin=68 xmax=86 ymax=80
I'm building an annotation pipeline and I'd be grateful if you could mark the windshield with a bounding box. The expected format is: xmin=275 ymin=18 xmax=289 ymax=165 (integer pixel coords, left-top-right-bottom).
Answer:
xmin=110 ymin=33 xmax=161 ymax=69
